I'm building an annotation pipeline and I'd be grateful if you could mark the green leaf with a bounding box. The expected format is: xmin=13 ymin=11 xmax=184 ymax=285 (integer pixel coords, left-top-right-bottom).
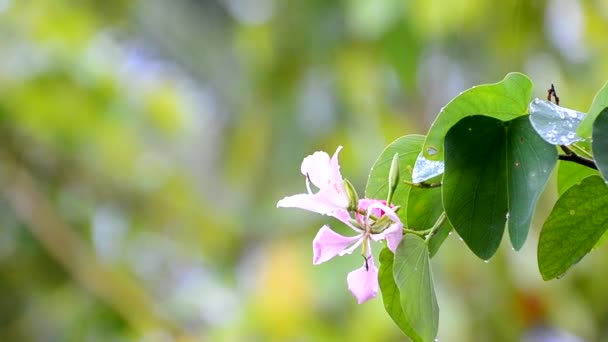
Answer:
xmin=528 ymin=98 xmax=585 ymax=145
xmin=406 ymin=186 xmax=443 ymax=230
xmin=366 ymin=135 xmax=424 ymax=223
xmin=443 ymin=115 xmax=557 ymax=259
xmin=393 ymin=235 xmax=438 ymax=342
xmin=592 ymin=107 xmax=608 ymax=182
xmin=556 ymin=161 xmax=599 ymax=196
xmin=428 ymin=219 xmax=452 ymax=258
xmin=366 ymin=135 xmax=445 ymax=234
xmin=594 ymin=230 xmax=608 ymax=250
xmin=507 ymin=116 xmax=557 ymax=250
xmin=577 ymin=80 xmax=608 ymax=138
xmin=422 ymin=72 xmax=532 ymax=161
xmin=538 ymin=176 xmax=608 ymax=280
xmin=378 ymin=248 xmax=417 ymax=339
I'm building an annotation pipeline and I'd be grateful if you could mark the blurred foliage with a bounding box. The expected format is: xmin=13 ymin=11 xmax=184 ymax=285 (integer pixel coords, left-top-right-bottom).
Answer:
xmin=0 ymin=0 xmax=607 ymax=341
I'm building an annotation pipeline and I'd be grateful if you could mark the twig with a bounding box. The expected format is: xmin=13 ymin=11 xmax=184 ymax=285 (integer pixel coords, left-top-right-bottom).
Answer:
xmin=403 ymin=180 xmax=442 ymax=188
xmin=559 ymin=145 xmax=597 ymax=170
xmin=547 ymin=84 xmax=560 ymax=105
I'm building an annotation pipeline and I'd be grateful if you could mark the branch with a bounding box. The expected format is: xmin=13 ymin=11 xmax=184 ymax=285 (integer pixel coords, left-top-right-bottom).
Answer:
xmin=403 ymin=180 xmax=442 ymax=188
xmin=559 ymin=145 xmax=597 ymax=170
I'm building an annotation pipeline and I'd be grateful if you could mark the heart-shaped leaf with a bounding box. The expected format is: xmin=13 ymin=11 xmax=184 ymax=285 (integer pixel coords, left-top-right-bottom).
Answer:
xmin=422 ymin=72 xmax=532 ymax=161
xmin=443 ymin=115 xmax=557 ymax=259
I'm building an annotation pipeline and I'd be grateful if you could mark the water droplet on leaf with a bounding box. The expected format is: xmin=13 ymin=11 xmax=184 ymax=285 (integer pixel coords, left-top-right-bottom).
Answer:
xmin=412 ymin=153 xmax=444 ymax=183
xmin=528 ymin=98 xmax=585 ymax=145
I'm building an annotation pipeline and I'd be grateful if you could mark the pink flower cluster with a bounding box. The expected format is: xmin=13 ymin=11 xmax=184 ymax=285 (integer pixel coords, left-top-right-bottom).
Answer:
xmin=277 ymin=146 xmax=403 ymax=303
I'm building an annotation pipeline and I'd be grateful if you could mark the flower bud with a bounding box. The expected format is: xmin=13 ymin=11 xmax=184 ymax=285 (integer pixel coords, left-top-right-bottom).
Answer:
xmin=343 ymin=178 xmax=359 ymax=212
xmin=387 ymin=153 xmax=400 ymax=204
xmin=370 ymin=214 xmax=392 ymax=234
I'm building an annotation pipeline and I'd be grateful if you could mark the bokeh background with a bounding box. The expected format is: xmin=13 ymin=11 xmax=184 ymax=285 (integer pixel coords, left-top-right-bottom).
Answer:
xmin=1 ymin=0 xmax=608 ymax=341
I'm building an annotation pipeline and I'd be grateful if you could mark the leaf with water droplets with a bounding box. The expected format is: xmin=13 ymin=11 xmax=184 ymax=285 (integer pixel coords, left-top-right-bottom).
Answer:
xmin=538 ymin=175 xmax=608 ymax=280
xmin=412 ymin=153 xmax=444 ymax=183
xmin=528 ymin=98 xmax=585 ymax=145
xmin=422 ymin=72 xmax=532 ymax=160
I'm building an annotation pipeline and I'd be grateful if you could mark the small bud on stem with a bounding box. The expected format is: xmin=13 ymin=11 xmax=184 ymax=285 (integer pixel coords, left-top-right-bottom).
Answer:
xmin=344 ymin=178 xmax=360 ymax=212
xmin=387 ymin=153 xmax=400 ymax=204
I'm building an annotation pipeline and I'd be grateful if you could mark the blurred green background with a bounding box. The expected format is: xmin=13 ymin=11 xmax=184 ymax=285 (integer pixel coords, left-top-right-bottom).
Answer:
xmin=1 ymin=0 xmax=608 ymax=341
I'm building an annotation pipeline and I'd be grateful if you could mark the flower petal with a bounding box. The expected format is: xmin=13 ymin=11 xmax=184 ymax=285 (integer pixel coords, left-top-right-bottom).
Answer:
xmin=356 ymin=198 xmax=387 ymax=223
xmin=328 ymin=146 xmax=344 ymax=186
xmin=366 ymin=202 xmax=400 ymax=223
xmin=277 ymin=193 xmax=333 ymax=213
xmin=277 ymin=193 xmax=352 ymax=224
xmin=299 ymin=146 xmax=349 ymax=209
xmin=312 ymin=225 xmax=362 ymax=265
xmin=347 ymin=257 xmax=379 ymax=304
xmin=372 ymin=223 xmax=403 ymax=252
xmin=301 ymin=151 xmax=331 ymax=189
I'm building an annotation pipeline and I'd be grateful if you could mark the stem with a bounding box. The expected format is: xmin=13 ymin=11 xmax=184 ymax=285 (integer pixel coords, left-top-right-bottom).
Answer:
xmin=570 ymin=143 xmax=593 ymax=159
xmin=404 ymin=228 xmax=433 ymax=237
xmin=403 ymin=180 xmax=442 ymax=188
xmin=357 ymin=208 xmax=379 ymax=221
xmin=402 ymin=212 xmax=447 ymax=241
xmin=425 ymin=212 xmax=447 ymax=242
xmin=559 ymin=145 xmax=597 ymax=170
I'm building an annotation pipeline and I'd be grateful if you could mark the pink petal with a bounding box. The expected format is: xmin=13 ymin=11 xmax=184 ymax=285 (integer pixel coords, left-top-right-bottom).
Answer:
xmin=317 ymin=184 xmax=349 ymax=209
xmin=347 ymin=257 xmax=379 ymax=304
xmin=366 ymin=202 xmax=403 ymax=252
xmin=277 ymin=194 xmax=352 ymax=225
xmin=277 ymin=193 xmax=334 ymax=214
xmin=372 ymin=223 xmax=403 ymax=252
xmin=356 ymin=199 xmax=387 ymax=223
xmin=328 ymin=146 xmax=344 ymax=186
xmin=300 ymin=151 xmax=331 ymax=189
xmin=332 ymin=209 xmax=353 ymax=226
xmin=366 ymin=202 xmax=400 ymax=223
xmin=312 ymin=225 xmax=362 ymax=265
xmin=299 ymin=147 xmax=349 ymax=209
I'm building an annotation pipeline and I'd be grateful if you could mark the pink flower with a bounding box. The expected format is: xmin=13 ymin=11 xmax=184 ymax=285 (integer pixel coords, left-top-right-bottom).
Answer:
xmin=276 ymin=146 xmax=351 ymax=224
xmin=276 ymin=146 xmax=403 ymax=304
xmin=312 ymin=200 xmax=403 ymax=304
